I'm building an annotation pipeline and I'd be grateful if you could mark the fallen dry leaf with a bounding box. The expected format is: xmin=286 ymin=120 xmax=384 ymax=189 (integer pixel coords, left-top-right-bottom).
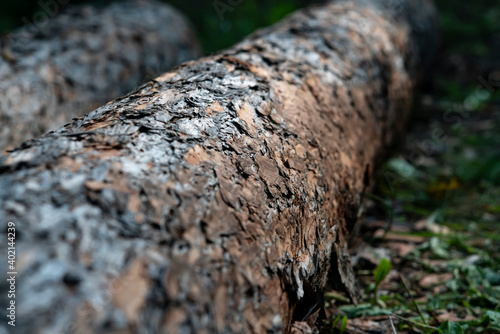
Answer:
xmin=437 ymin=312 xmax=476 ymax=323
xmin=373 ymin=230 xmax=427 ymax=243
xmin=419 ymin=273 xmax=453 ymax=288
xmin=351 ymin=243 xmax=391 ymax=267
xmin=346 ymin=316 xmax=394 ymax=333
xmin=386 ymin=241 xmax=416 ymax=257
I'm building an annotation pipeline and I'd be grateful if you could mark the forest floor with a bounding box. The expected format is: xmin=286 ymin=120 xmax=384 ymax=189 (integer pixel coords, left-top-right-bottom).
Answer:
xmin=323 ymin=1 xmax=500 ymax=333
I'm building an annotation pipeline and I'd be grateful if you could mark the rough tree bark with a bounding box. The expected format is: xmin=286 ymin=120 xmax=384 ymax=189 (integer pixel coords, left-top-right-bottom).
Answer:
xmin=0 ymin=0 xmax=200 ymax=152
xmin=0 ymin=0 xmax=438 ymax=333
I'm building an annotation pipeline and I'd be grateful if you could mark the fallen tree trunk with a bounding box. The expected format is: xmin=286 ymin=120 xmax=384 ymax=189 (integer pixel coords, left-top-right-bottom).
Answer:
xmin=0 ymin=0 xmax=200 ymax=152
xmin=0 ymin=0 xmax=438 ymax=332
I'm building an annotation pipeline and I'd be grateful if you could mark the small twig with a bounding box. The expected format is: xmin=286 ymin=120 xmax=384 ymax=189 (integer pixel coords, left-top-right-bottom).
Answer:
xmin=300 ymin=302 xmax=318 ymax=321
xmin=399 ymin=275 xmax=426 ymax=324
xmin=324 ymin=291 xmax=350 ymax=303
xmin=388 ymin=315 xmax=397 ymax=334
xmin=388 ymin=312 xmax=440 ymax=332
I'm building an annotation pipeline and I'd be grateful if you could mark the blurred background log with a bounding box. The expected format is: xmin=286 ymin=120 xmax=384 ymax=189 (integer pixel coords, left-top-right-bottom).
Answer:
xmin=0 ymin=0 xmax=200 ymax=152
xmin=0 ymin=0 xmax=438 ymax=333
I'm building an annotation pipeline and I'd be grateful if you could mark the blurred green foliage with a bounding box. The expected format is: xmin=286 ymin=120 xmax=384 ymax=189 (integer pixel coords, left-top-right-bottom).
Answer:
xmin=168 ymin=0 xmax=322 ymax=53
xmin=434 ymin=0 xmax=500 ymax=56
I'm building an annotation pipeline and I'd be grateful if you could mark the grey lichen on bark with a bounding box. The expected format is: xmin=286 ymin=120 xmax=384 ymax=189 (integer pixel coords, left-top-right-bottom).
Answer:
xmin=0 ymin=0 xmax=438 ymax=333
xmin=0 ymin=0 xmax=200 ymax=152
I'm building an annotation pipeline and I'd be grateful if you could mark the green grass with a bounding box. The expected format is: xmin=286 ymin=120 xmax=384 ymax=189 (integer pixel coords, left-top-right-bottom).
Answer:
xmin=327 ymin=232 xmax=500 ymax=333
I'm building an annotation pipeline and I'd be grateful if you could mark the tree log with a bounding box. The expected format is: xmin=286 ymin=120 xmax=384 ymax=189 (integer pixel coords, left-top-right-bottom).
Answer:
xmin=0 ymin=0 xmax=438 ymax=333
xmin=0 ymin=0 xmax=200 ymax=152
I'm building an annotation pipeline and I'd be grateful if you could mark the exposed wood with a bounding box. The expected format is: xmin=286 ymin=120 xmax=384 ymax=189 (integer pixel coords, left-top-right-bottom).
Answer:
xmin=0 ymin=0 xmax=200 ymax=152
xmin=0 ymin=0 xmax=438 ymax=333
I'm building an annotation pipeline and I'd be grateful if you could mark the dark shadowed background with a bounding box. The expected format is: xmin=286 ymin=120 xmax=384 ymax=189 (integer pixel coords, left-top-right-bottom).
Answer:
xmin=0 ymin=0 xmax=325 ymax=54
xmin=1 ymin=1 xmax=498 ymax=57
